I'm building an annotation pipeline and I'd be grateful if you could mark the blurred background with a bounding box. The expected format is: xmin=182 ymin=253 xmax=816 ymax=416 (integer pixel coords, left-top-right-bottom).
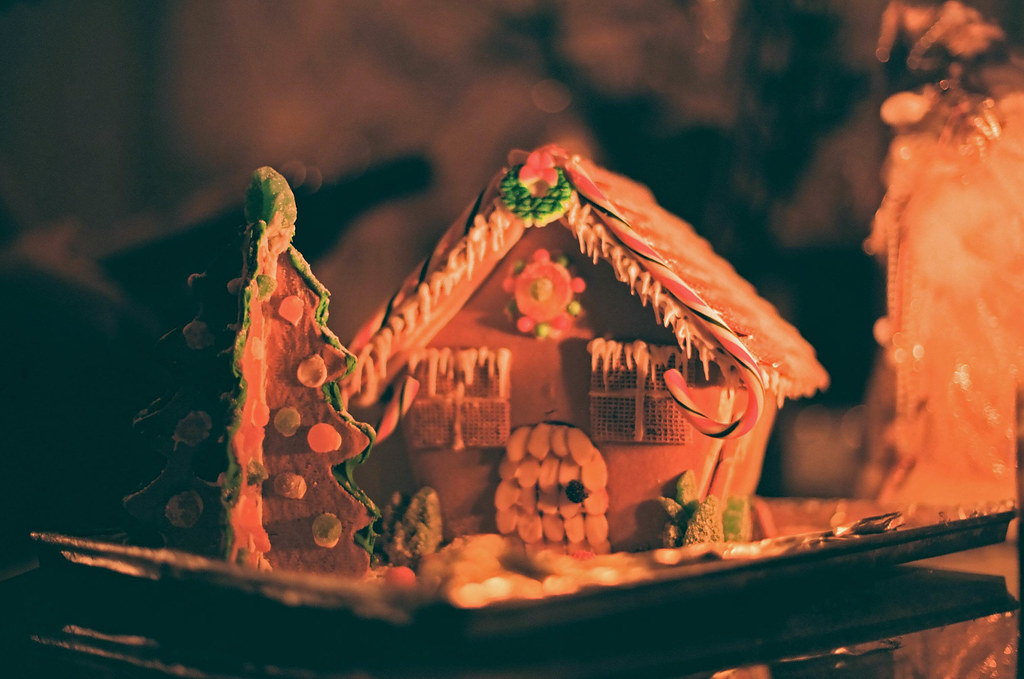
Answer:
xmin=1 ymin=0 xmax=1022 ymax=556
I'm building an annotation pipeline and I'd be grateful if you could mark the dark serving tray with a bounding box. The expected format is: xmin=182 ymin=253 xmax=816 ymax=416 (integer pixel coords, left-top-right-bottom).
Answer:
xmin=18 ymin=498 xmax=1019 ymax=678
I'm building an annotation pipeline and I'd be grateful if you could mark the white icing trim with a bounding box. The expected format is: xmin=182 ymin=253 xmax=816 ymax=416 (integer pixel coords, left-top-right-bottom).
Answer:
xmin=345 ymin=190 xmax=786 ymax=406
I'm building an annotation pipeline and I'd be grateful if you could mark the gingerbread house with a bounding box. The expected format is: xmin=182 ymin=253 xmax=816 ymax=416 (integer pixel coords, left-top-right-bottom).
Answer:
xmin=342 ymin=146 xmax=828 ymax=552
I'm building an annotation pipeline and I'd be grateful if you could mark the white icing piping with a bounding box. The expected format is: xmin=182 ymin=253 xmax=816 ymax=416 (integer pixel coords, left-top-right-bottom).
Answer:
xmin=346 ymin=189 xmax=786 ymax=405
xmin=408 ymin=347 xmax=512 ymax=399
xmin=344 ymin=202 xmax=515 ymax=406
xmin=406 ymin=346 xmax=512 ymax=450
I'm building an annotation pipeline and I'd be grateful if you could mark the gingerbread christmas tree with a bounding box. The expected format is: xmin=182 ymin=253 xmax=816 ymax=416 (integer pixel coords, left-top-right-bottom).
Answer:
xmin=127 ymin=168 xmax=378 ymax=575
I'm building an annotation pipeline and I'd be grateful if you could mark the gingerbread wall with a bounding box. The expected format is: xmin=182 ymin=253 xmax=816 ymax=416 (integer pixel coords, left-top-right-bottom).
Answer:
xmin=405 ymin=220 xmax=774 ymax=548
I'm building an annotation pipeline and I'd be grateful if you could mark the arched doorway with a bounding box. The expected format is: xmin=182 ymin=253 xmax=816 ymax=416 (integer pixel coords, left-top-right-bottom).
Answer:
xmin=494 ymin=423 xmax=610 ymax=554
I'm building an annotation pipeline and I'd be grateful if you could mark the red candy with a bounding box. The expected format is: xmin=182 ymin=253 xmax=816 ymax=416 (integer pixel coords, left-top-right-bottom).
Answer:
xmin=385 ymin=566 xmax=417 ymax=587
xmin=307 ymin=423 xmax=342 ymax=453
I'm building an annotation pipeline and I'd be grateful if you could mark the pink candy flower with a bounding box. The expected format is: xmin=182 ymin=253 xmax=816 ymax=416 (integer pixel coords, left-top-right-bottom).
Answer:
xmin=518 ymin=148 xmax=559 ymax=188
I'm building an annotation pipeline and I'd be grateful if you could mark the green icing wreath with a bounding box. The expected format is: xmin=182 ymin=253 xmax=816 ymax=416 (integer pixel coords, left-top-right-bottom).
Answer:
xmin=499 ymin=165 xmax=573 ymax=225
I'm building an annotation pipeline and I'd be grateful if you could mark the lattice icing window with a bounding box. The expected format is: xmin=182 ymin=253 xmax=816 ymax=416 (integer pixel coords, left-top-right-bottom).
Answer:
xmin=403 ymin=347 xmax=512 ymax=450
xmin=588 ymin=339 xmax=705 ymax=444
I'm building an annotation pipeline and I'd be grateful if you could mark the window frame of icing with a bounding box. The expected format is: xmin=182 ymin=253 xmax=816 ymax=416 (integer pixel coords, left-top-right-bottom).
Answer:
xmin=588 ymin=340 xmax=704 ymax=445
xmin=402 ymin=347 xmax=512 ymax=450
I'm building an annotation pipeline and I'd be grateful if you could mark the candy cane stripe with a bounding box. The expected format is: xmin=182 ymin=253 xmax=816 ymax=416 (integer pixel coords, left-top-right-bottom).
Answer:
xmin=375 ymin=375 xmax=420 ymax=444
xmin=559 ymin=152 xmax=765 ymax=439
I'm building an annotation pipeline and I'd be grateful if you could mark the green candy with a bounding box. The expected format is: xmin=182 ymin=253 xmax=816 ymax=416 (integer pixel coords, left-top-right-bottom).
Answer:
xmin=499 ymin=166 xmax=573 ymax=225
xmin=674 ymin=470 xmax=699 ymax=514
xmin=256 ymin=274 xmax=277 ymax=299
xmin=379 ymin=487 xmax=443 ymax=568
xmin=245 ymin=166 xmax=297 ymax=227
xmin=683 ymin=496 xmax=724 ymax=546
xmin=273 ymin=407 xmax=301 ymax=437
xmin=722 ymin=495 xmax=753 ymax=542
xmin=312 ymin=513 xmax=343 ymax=548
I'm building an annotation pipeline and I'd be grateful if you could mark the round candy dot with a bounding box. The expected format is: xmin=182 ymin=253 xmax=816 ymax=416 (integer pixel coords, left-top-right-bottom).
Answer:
xmin=502 ymin=276 xmax=515 ymax=293
xmin=532 ymin=248 xmax=550 ymax=263
xmin=571 ymin=277 xmax=586 ymax=293
xmin=312 ymin=513 xmax=342 ymax=548
xmin=226 ymin=277 xmax=243 ymax=295
xmin=273 ymin=472 xmax=307 ymax=499
xmin=182 ymin=320 xmax=214 ymax=350
xmin=566 ymin=300 xmax=582 ymax=317
xmin=535 ymin=322 xmax=551 ymax=338
xmin=273 ymin=407 xmax=301 ymax=437
xmin=552 ymin=313 xmax=570 ymax=331
xmin=385 ymin=566 xmax=417 ymax=588
xmin=173 ymin=411 xmax=212 ymax=447
xmin=297 ymin=355 xmax=328 ymax=388
xmin=165 ymin=490 xmax=204 ymax=528
xmin=516 ymin=316 xmax=535 ymax=333
xmin=565 ymin=479 xmax=589 ymax=504
xmin=308 ymin=423 xmax=342 ymax=453
xmin=278 ymin=295 xmax=304 ymax=326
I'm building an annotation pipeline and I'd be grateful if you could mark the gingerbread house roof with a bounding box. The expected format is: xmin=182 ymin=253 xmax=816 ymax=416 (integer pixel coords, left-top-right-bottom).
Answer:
xmin=343 ymin=148 xmax=828 ymax=408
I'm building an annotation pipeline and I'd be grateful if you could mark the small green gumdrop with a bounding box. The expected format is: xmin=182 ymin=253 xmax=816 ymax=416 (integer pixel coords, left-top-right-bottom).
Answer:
xmin=566 ymin=300 xmax=582 ymax=317
xmin=554 ymin=254 xmax=570 ymax=267
xmin=256 ymin=274 xmax=277 ymax=299
xmin=722 ymin=495 xmax=753 ymax=542
xmin=380 ymin=487 xmax=443 ymax=568
xmin=683 ymin=496 xmax=724 ymax=546
xmin=312 ymin=513 xmax=343 ymax=548
xmin=535 ymin=322 xmax=551 ymax=338
xmin=675 ymin=470 xmax=700 ymax=513
xmin=245 ymin=167 xmax=297 ymax=227
xmin=273 ymin=408 xmax=301 ymax=437
xmin=165 ymin=490 xmax=204 ymax=529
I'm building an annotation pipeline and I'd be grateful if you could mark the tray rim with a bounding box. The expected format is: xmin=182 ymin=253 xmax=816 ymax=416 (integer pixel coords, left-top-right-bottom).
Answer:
xmin=30 ymin=502 xmax=1017 ymax=634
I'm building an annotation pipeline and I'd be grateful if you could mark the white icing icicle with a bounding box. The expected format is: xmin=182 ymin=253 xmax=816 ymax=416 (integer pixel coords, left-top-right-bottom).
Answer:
xmin=346 ymin=171 xmax=788 ymax=411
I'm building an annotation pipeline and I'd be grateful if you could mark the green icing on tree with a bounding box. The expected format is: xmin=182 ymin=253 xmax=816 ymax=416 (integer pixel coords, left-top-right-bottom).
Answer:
xmin=245 ymin=166 xmax=297 ymax=227
xmin=379 ymin=487 xmax=443 ymax=568
xmin=499 ymin=165 xmax=573 ymax=225
xmin=287 ymin=247 xmax=355 ymax=361
xmin=256 ymin=274 xmax=276 ymax=299
xmin=323 ymin=381 xmax=381 ymax=553
xmin=129 ymin=166 xmax=379 ymax=567
xmin=683 ymin=496 xmax=724 ymax=546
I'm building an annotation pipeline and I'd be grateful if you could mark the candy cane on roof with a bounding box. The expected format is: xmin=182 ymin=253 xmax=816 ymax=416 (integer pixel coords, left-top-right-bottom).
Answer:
xmin=544 ymin=145 xmax=766 ymax=439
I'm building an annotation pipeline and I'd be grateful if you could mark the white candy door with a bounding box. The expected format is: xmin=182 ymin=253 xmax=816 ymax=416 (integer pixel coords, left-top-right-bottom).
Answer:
xmin=493 ymin=422 xmax=610 ymax=554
